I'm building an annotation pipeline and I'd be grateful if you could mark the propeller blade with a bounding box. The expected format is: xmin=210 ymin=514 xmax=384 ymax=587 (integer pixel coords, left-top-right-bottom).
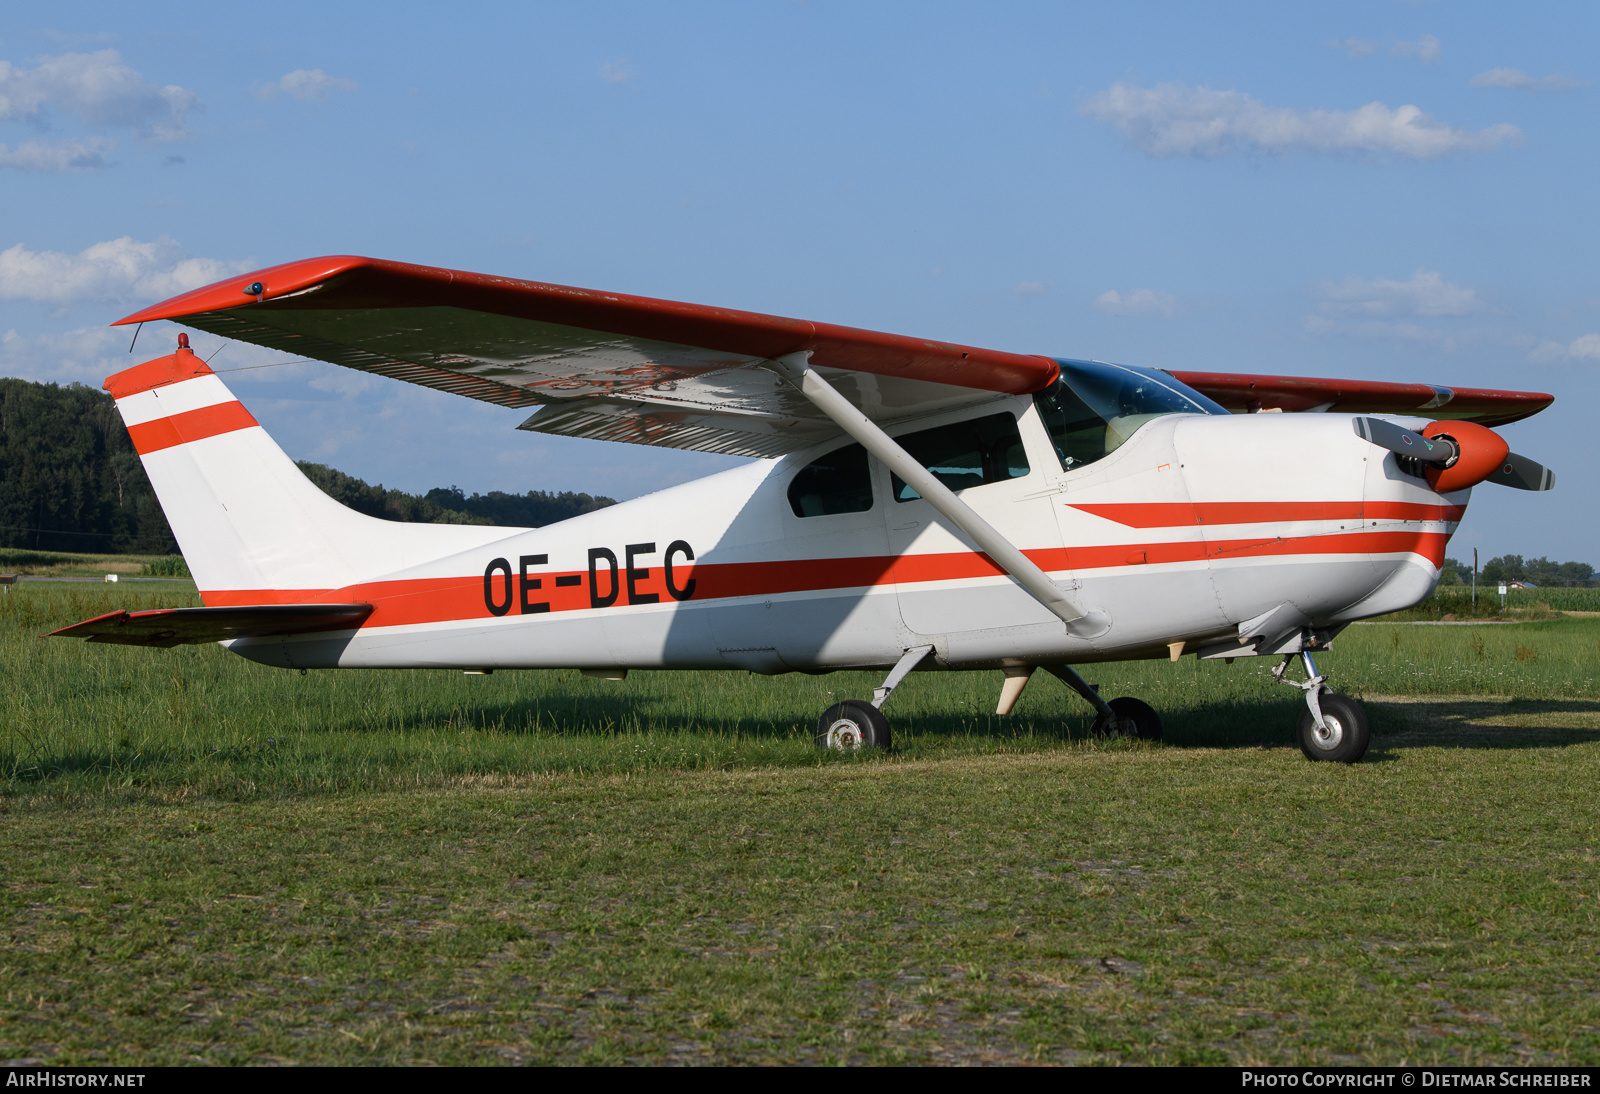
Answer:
xmin=1490 ymin=452 xmax=1555 ymax=491
xmin=1351 ymin=417 xmax=1455 ymax=465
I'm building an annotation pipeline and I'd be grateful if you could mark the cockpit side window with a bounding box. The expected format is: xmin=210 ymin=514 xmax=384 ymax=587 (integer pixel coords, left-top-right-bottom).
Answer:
xmin=1036 ymin=360 xmax=1222 ymax=472
xmin=889 ymin=412 xmax=1030 ymax=502
xmin=788 ymin=442 xmax=874 ymax=517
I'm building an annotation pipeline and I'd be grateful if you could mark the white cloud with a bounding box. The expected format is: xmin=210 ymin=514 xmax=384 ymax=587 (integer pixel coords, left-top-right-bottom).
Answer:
xmin=599 ymin=59 xmax=635 ymax=86
xmin=1013 ymin=280 xmax=1052 ymax=296
xmin=0 ymin=237 xmax=253 ymax=306
xmin=0 ymin=325 xmax=332 ymax=390
xmin=0 ymin=135 xmax=114 ymax=171
xmin=0 ymin=324 xmax=125 ymax=385
xmin=1392 ymin=35 xmax=1442 ymax=64
xmin=1533 ymin=334 xmax=1600 ymax=363
xmin=1471 ymin=67 xmax=1587 ymax=92
xmin=1307 ymin=317 xmax=1447 ymax=346
xmin=1329 ymin=37 xmax=1377 ymax=58
xmin=1305 ymin=316 xmax=1534 ymax=354
xmin=1303 ymin=270 xmax=1531 ymax=352
xmin=1092 ymin=288 xmax=1176 ymax=317
xmin=256 ymin=69 xmax=357 ymax=102
xmin=1316 ymin=269 xmax=1484 ymax=319
xmin=0 ymin=50 xmax=197 ymax=142
xmin=1082 ymin=83 xmax=1519 ymax=160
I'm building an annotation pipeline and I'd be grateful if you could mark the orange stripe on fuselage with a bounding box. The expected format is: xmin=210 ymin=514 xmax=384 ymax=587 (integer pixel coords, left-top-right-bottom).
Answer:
xmin=1068 ymin=501 xmax=1465 ymax=527
xmin=126 ymin=401 xmax=259 ymax=455
xmin=198 ymin=527 xmax=1451 ymax=631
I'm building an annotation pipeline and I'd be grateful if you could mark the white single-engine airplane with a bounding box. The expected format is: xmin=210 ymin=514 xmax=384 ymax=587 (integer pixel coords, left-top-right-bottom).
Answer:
xmin=52 ymin=256 xmax=1556 ymax=763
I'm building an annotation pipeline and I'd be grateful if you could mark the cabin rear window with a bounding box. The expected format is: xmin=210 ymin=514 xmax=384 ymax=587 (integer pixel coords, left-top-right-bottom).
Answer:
xmin=788 ymin=443 xmax=874 ymax=517
xmin=890 ymin=412 xmax=1030 ymax=502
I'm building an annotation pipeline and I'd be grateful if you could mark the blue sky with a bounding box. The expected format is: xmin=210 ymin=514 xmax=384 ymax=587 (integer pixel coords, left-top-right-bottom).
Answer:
xmin=2 ymin=1 xmax=1595 ymax=562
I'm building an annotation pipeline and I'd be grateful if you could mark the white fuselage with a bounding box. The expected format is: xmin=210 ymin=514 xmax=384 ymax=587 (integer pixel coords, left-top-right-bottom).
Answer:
xmin=222 ymin=397 xmax=1458 ymax=673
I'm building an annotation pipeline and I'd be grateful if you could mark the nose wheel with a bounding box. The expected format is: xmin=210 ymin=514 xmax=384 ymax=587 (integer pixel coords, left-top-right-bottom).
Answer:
xmin=1295 ymin=690 xmax=1369 ymax=763
xmin=1274 ymin=651 xmax=1370 ymax=763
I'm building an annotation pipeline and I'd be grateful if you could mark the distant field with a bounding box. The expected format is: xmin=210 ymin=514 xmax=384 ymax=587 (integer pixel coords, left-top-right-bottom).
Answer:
xmin=2 ymin=583 xmax=1597 ymax=1064
xmin=0 ymin=548 xmax=187 ymax=577
xmin=1382 ymin=584 xmax=1600 ymax=621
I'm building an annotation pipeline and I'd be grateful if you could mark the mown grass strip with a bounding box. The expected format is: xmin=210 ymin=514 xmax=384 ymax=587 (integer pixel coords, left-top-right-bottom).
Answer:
xmin=1 ymin=584 xmax=1598 ymax=1064
xmin=1 ymin=725 xmax=1597 ymax=1065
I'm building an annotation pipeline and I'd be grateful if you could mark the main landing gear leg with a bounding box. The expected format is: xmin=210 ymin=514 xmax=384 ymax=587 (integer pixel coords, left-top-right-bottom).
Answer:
xmin=1042 ymin=664 xmax=1163 ymax=741
xmin=815 ymin=645 xmax=934 ymax=752
xmin=1273 ymin=650 xmax=1370 ymax=764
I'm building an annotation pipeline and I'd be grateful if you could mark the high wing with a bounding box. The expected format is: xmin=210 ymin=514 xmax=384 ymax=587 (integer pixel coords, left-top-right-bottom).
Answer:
xmin=1169 ymin=371 xmax=1550 ymax=428
xmin=116 ymin=256 xmax=1056 ymax=458
xmin=116 ymin=255 xmax=1552 ymax=458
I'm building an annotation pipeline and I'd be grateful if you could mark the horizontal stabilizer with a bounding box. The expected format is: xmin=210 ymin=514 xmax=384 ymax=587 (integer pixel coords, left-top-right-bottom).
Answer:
xmin=49 ymin=604 xmax=373 ymax=648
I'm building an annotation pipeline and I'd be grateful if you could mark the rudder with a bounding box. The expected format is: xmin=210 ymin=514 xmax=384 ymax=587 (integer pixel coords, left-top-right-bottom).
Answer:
xmin=106 ymin=335 xmax=514 ymax=602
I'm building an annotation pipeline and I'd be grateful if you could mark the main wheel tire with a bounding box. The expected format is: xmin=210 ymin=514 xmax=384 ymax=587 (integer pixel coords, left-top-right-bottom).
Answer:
xmin=816 ymin=700 xmax=891 ymax=751
xmin=1297 ymin=691 xmax=1370 ymax=764
xmin=1091 ymin=696 xmax=1163 ymax=740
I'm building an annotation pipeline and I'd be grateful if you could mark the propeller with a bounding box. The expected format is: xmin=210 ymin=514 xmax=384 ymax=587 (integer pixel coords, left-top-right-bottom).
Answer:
xmin=1352 ymin=417 xmax=1554 ymax=492
xmin=1352 ymin=417 xmax=1456 ymax=465
xmin=1491 ymin=451 xmax=1555 ymax=492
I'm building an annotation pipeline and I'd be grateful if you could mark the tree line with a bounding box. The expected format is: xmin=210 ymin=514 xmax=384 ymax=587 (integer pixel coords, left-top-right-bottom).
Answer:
xmin=1440 ymin=556 xmax=1596 ymax=588
xmin=294 ymin=463 xmax=614 ymax=529
xmin=0 ymin=378 xmax=177 ymax=553
xmin=0 ymin=378 xmax=613 ymax=553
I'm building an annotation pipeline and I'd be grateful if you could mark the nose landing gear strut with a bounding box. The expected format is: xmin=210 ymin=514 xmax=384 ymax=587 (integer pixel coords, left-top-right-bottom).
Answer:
xmin=1272 ymin=650 xmax=1371 ymax=763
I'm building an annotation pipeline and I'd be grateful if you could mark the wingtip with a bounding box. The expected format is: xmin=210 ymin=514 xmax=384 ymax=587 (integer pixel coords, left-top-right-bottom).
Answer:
xmin=110 ymin=254 xmax=379 ymax=327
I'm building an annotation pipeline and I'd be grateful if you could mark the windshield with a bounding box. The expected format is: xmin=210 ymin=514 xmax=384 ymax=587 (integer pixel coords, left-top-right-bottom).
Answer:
xmin=1035 ymin=359 xmax=1225 ymax=472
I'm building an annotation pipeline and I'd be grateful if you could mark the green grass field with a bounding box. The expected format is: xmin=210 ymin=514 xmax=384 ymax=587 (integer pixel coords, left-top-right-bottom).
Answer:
xmin=2 ymin=583 xmax=1598 ymax=1064
xmin=0 ymin=548 xmax=188 ymax=578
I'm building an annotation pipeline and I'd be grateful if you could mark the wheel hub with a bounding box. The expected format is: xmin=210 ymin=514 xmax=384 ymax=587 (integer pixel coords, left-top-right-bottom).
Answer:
xmin=1092 ymin=712 xmax=1138 ymax=738
xmin=825 ymin=719 xmax=864 ymax=750
xmin=1309 ymin=713 xmax=1345 ymax=751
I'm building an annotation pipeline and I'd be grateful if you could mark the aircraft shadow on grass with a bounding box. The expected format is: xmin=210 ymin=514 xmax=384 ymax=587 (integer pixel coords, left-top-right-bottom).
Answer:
xmin=7 ymin=697 xmax=1595 ymax=785
xmin=1364 ymin=697 xmax=1600 ymax=754
xmin=314 ymin=690 xmax=1600 ymax=754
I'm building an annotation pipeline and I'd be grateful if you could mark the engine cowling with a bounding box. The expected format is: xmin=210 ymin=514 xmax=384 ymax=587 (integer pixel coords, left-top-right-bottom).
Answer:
xmin=1421 ymin=420 xmax=1510 ymax=494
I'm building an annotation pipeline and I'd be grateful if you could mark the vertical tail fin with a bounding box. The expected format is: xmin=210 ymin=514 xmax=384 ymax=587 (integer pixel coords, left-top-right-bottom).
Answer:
xmin=105 ymin=337 xmax=512 ymax=602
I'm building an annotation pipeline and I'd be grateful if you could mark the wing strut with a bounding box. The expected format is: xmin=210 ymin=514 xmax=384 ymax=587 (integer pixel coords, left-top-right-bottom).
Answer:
xmin=763 ymin=353 xmax=1109 ymax=639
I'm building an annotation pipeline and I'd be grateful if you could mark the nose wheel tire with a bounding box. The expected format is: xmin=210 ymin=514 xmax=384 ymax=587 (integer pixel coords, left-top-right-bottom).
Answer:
xmin=816 ymin=700 xmax=891 ymax=751
xmin=1091 ymin=696 xmax=1163 ymax=740
xmin=1297 ymin=691 xmax=1370 ymax=764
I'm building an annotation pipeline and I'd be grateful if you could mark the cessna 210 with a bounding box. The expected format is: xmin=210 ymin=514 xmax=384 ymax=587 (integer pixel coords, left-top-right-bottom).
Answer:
xmin=52 ymin=256 xmax=1556 ymax=764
